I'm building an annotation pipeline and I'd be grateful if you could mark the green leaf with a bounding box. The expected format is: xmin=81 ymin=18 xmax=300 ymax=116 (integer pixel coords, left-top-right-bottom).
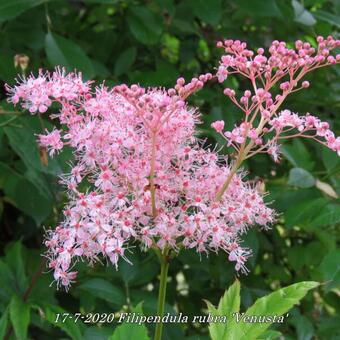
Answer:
xmin=310 ymin=203 xmax=340 ymax=228
xmin=241 ymin=230 xmax=259 ymax=266
xmin=2 ymin=114 xmax=71 ymax=173
xmin=292 ymin=314 xmax=314 ymax=340
xmin=25 ymin=168 xmax=53 ymax=201
xmin=284 ymin=197 xmax=328 ymax=228
xmin=0 ymin=0 xmax=43 ymax=22
xmin=321 ymin=147 xmax=340 ymax=172
xmin=119 ymin=255 xmax=139 ymax=284
xmin=0 ymin=260 xmax=16 ymax=299
xmin=84 ymin=327 xmax=114 ymax=339
xmin=314 ymin=229 xmax=336 ymax=251
xmin=155 ymin=0 xmax=175 ymax=17
xmin=319 ymin=250 xmax=340 ymax=292
xmin=10 ymin=295 xmax=30 ymax=340
xmin=281 ymin=139 xmax=315 ymax=171
xmin=217 ymin=280 xmax=240 ymax=314
xmin=5 ymin=242 xmax=28 ymax=293
xmin=3 ymin=116 xmax=63 ymax=175
xmin=292 ymin=0 xmax=316 ymax=26
xmin=44 ymin=304 xmax=83 ymax=340
xmin=84 ymin=0 xmax=118 ymax=3
xmin=225 ymin=281 xmax=319 ymax=340
xmin=114 ymin=47 xmax=137 ymax=76
xmin=258 ymin=330 xmax=282 ymax=339
xmin=0 ymin=162 xmax=52 ymax=224
xmin=288 ymin=168 xmax=315 ymax=188
xmin=205 ymin=280 xmax=240 ymax=340
xmin=79 ymin=278 xmax=125 ymax=305
xmin=45 ymin=32 xmax=95 ymax=79
xmin=314 ymin=10 xmax=340 ymax=28
xmin=236 ymin=0 xmax=282 ymax=18
xmin=0 ymin=54 xmax=17 ymax=82
xmin=189 ymin=0 xmax=222 ymax=25
xmin=0 ymin=309 xmax=9 ymax=340
xmin=109 ymin=303 xmax=149 ymax=340
xmin=127 ymin=6 xmax=163 ymax=45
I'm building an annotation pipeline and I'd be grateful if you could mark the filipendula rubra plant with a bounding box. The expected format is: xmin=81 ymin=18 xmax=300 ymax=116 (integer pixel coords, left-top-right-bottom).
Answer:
xmin=6 ymin=36 xmax=340 ymax=340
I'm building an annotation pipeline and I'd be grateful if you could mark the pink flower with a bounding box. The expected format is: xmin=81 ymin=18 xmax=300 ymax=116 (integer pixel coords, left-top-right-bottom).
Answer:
xmin=38 ymin=129 xmax=63 ymax=156
xmin=211 ymin=120 xmax=225 ymax=133
xmin=217 ymin=65 xmax=228 ymax=82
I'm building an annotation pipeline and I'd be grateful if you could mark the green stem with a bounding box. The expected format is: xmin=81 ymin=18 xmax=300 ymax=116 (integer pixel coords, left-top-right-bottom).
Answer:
xmin=215 ymin=152 xmax=244 ymax=201
xmin=154 ymin=248 xmax=170 ymax=340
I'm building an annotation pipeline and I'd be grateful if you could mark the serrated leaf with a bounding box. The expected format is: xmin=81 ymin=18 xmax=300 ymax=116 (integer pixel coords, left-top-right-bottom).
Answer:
xmin=288 ymin=168 xmax=315 ymax=188
xmin=206 ymin=280 xmax=240 ymax=339
xmin=225 ymin=281 xmax=319 ymax=340
xmin=79 ymin=278 xmax=125 ymax=305
xmin=10 ymin=295 xmax=30 ymax=340
xmin=109 ymin=303 xmax=149 ymax=340
xmin=217 ymin=280 xmax=240 ymax=316
xmin=45 ymin=32 xmax=95 ymax=79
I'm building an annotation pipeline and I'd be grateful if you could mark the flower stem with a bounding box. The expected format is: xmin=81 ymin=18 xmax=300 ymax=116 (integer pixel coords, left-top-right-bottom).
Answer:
xmin=215 ymin=151 xmax=244 ymax=201
xmin=154 ymin=248 xmax=170 ymax=340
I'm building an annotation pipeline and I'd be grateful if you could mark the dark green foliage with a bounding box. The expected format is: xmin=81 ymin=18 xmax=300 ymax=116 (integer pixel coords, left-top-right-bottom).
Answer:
xmin=0 ymin=0 xmax=339 ymax=339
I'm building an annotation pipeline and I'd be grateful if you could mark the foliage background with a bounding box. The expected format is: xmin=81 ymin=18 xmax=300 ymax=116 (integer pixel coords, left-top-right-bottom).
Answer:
xmin=0 ymin=0 xmax=339 ymax=339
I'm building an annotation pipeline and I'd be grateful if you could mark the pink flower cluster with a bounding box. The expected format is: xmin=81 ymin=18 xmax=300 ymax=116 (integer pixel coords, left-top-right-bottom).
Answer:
xmin=7 ymin=71 xmax=274 ymax=288
xmin=212 ymin=36 xmax=340 ymax=161
xmin=6 ymin=36 xmax=340 ymax=289
xmin=6 ymin=68 xmax=91 ymax=113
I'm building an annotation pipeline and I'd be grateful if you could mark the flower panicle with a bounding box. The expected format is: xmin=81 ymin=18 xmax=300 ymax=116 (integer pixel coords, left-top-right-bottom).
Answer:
xmin=211 ymin=36 xmax=340 ymax=160
xmin=7 ymin=36 xmax=340 ymax=289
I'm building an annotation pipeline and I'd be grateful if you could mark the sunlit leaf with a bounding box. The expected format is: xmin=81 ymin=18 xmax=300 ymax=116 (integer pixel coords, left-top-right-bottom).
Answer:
xmin=225 ymin=282 xmax=319 ymax=340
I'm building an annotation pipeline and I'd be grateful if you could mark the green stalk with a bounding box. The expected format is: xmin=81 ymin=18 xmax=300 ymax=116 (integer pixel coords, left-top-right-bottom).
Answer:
xmin=154 ymin=248 xmax=170 ymax=340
